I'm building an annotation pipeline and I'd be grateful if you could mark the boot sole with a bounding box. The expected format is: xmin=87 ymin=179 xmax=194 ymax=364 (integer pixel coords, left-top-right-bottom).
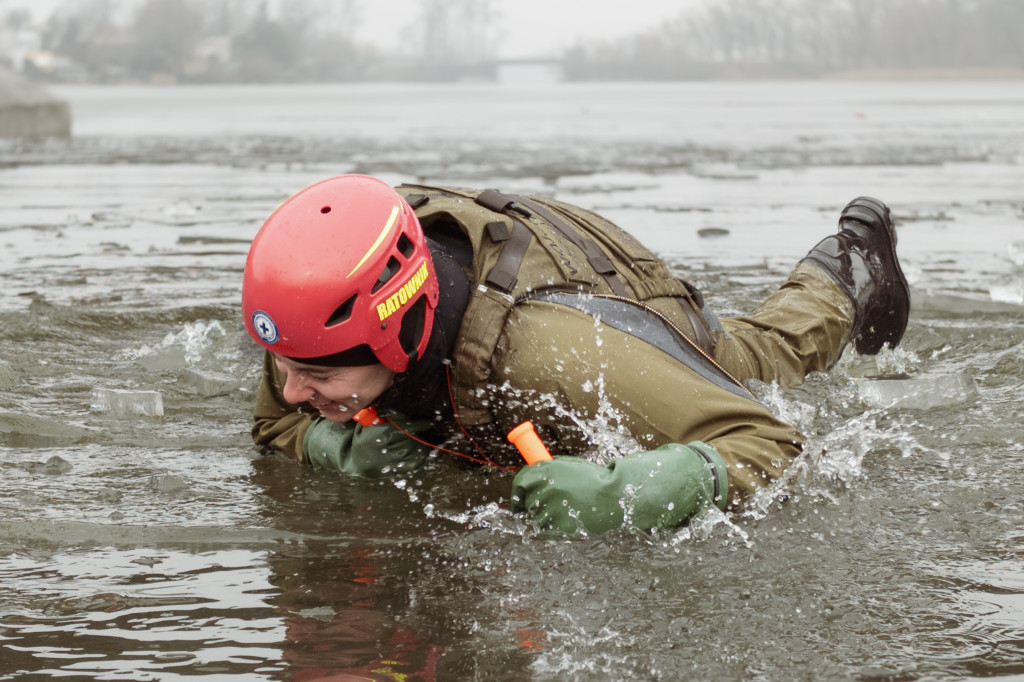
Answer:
xmin=848 ymin=197 xmax=911 ymax=354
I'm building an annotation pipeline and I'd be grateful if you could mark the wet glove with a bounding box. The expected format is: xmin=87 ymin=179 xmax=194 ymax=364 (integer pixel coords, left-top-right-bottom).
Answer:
xmin=303 ymin=415 xmax=433 ymax=478
xmin=510 ymin=442 xmax=728 ymax=535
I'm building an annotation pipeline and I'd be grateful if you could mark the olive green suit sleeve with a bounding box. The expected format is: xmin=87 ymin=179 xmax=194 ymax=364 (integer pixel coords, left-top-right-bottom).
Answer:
xmin=253 ymin=351 xmax=313 ymax=461
xmin=491 ymin=301 xmax=804 ymax=506
xmin=252 ymin=351 xmax=433 ymax=478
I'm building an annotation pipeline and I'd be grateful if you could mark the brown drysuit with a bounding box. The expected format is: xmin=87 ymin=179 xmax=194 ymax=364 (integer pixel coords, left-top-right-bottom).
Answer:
xmin=252 ymin=186 xmax=855 ymax=506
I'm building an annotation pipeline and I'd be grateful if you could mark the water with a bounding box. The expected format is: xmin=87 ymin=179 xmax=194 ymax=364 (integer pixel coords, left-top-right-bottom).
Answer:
xmin=1 ymin=81 xmax=1024 ymax=680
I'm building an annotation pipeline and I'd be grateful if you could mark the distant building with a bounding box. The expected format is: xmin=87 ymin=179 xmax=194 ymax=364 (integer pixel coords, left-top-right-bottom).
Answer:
xmin=0 ymin=65 xmax=71 ymax=138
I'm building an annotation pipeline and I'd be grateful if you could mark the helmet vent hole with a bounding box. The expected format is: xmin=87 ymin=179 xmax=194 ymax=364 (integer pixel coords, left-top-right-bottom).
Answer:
xmin=325 ymin=294 xmax=356 ymax=327
xmin=321 ymin=206 xmax=331 ymax=214
xmin=371 ymin=256 xmax=401 ymax=294
xmin=397 ymin=233 xmax=415 ymax=258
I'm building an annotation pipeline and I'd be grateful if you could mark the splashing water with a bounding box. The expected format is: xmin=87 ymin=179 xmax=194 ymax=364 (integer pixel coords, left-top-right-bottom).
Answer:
xmin=162 ymin=320 xmax=230 ymax=366
xmin=871 ymin=345 xmax=922 ymax=377
xmin=530 ymin=613 xmax=637 ymax=679
xmin=666 ymin=505 xmax=752 ymax=549
xmin=496 ymin=374 xmax=642 ymax=466
xmin=122 ymin=320 xmax=232 ymax=367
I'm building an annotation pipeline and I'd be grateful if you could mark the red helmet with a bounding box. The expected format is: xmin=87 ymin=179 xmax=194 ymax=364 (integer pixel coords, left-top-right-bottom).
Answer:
xmin=242 ymin=175 xmax=439 ymax=373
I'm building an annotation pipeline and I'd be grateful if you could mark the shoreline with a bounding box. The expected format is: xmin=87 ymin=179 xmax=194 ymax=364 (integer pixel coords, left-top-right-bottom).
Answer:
xmin=823 ymin=67 xmax=1024 ymax=81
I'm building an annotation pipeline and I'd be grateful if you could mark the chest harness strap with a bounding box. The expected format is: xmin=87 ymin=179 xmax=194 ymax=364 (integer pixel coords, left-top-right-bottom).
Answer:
xmin=473 ymin=189 xmax=715 ymax=356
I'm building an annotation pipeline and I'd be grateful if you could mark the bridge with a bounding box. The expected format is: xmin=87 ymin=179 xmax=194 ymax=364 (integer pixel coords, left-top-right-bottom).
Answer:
xmin=486 ymin=57 xmax=566 ymax=84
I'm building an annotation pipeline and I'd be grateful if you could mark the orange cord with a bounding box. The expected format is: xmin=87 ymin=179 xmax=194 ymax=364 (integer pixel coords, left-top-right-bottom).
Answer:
xmin=385 ymin=416 xmax=517 ymax=470
xmin=370 ymin=363 xmax=521 ymax=472
xmin=444 ymin=363 xmax=493 ymax=461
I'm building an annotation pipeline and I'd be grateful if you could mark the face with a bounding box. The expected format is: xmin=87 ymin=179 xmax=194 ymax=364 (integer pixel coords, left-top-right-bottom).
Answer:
xmin=274 ymin=355 xmax=395 ymax=423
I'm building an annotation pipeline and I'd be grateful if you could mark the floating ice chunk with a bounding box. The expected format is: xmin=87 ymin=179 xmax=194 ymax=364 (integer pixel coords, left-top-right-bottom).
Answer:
xmin=0 ymin=359 xmax=16 ymax=389
xmin=16 ymin=455 xmax=72 ymax=475
xmin=989 ymin=282 xmax=1024 ymax=305
xmin=915 ymin=292 xmax=1023 ymax=315
xmin=162 ymin=200 xmax=198 ymax=218
xmin=149 ymin=474 xmax=188 ymax=492
xmin=298 ymin=606 xmax=336 ymax=622
xmin=180 ymin=368 xmax=236 ymax=397
xmin=690 ymin=163 xmax=758 ymax=180
xmin=91 ymin=388 xmax=164 ymax=417
xmin=854 ymin=374 xmax=978 ymax=410
xmin=134 ymin=347 xmax=188 ymax=372
xmin=1009 ymin=241 xmax=1024 ymax=267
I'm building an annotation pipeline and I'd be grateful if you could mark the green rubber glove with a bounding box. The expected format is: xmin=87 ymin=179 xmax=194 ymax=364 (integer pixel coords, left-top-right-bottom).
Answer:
xmin=302 ymin=415 xmax=433 ymax=478
xmin=510 ymin=442 xmax=728 ymax=535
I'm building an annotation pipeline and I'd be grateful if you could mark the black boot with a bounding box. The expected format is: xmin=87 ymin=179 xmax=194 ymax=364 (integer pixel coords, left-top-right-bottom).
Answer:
xmin=800 ymin=197 xmax=910 ymax=355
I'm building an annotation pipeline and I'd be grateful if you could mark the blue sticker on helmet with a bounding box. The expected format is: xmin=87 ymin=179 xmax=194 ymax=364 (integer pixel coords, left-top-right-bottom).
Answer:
xmin=252 ymin=311 xmax=279 ymax=345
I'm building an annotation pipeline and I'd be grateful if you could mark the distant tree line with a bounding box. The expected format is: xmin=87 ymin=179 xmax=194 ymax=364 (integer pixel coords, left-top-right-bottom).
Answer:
xmin=565 ymin=0 xmax=1024 ymax=80
xmin=11 ymin=0 xmax=500 ymax=83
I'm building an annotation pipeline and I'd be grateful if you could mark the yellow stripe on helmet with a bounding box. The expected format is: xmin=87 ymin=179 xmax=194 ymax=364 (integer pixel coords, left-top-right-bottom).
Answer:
xmin=347 ymin=204 xmax=400 ymax=278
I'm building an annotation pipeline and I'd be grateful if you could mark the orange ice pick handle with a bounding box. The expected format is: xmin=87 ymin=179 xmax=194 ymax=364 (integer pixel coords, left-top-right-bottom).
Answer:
xmin=507 ymin=421 xmax=553 ymax=465
xmin=354 ymin=407 xmax=382 ymax=427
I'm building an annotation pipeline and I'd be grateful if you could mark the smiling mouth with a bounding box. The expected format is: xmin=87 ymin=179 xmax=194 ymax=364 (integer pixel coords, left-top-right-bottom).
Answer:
xmin=311 ymin=401 xmax=351 ymax=413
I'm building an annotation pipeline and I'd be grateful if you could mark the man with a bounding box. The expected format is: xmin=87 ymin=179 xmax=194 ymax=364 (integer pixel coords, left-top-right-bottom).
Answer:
xmin=242 ymin=175 xmax=909 ymax=535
